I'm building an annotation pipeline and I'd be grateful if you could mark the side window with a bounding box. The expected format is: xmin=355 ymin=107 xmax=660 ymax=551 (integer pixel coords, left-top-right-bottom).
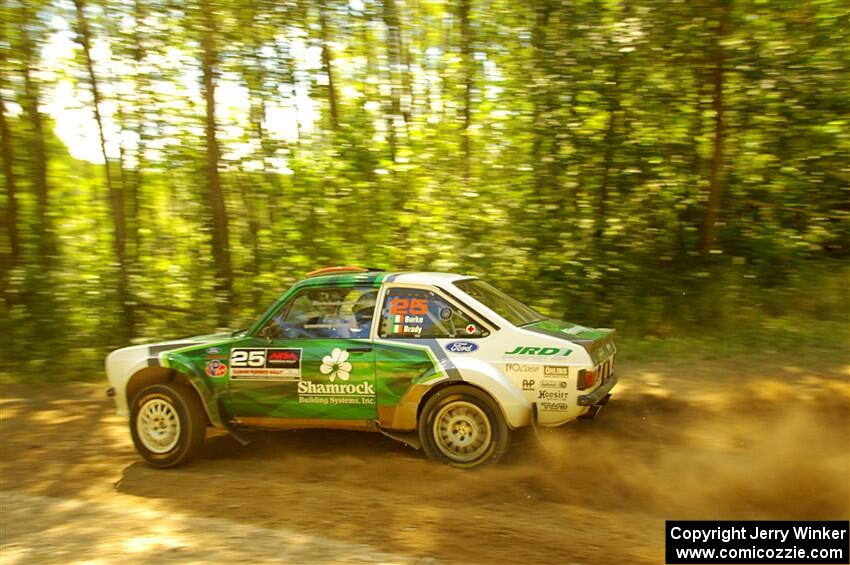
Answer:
xmin=379 ymin=287 xmax=488 ymax=339
xmin=264 ymin=286 xmax=377 ymax=339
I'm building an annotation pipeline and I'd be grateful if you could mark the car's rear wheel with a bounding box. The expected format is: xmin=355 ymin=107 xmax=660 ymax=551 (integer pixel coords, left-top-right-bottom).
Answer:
xmin=419 ymin=385 xmax=510 ymax=468
xmin=130 ymin=383 xmax=206 ymax=468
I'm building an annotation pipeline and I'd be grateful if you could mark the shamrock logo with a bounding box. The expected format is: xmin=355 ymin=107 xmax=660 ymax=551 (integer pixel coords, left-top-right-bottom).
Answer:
xmin=320 ymin=348 xmax=352 ymax=382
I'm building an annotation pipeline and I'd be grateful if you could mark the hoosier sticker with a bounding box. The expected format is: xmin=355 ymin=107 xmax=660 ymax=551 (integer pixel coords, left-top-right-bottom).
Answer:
xmin=230 ymin=348 xmax=302 ymax=380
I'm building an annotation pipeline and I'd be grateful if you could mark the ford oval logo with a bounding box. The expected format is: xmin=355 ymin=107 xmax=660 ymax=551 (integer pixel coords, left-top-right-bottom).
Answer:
xmin=446 ymin=341 xmax=478 ymax=353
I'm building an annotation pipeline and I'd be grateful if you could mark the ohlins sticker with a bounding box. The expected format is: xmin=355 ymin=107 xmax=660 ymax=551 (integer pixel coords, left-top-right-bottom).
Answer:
xmin=230 ymin=348 xmax=301 ymax=380
xmin=504 ymin=346 xmax=572 ymax=357
xmin=544 ymin=365 xmax=569 ymax=377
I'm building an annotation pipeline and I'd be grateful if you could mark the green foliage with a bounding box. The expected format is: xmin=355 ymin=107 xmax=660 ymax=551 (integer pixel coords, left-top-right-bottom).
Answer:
xmin=0 ymin=0 xmax=847 ymax=381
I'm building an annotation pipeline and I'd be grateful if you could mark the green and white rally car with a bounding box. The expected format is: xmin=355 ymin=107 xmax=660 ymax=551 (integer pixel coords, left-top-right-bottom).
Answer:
xmin=106 ymin=267 xmax=617 ymax=468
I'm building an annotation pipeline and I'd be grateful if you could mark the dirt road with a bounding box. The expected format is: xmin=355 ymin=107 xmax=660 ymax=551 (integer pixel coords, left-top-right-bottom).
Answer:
xmin=2 ymin=355 xmax=848 ymax=564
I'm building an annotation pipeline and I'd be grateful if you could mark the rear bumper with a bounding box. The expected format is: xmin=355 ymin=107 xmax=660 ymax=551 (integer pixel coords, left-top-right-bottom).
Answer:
xmin=578 ymin=372 xmax=618 ymax=406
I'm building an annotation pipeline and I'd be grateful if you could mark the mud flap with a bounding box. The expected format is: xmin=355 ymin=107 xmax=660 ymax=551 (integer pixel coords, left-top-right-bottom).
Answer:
xmin=578 ymin=393 xmax=611 ymax=420
xmin=217 ymin=398 xmax=251 ymax=446
xmin=530 ymin=402 xmax=546 ymax=443
xmin=378 ymin=428 xmax=421 ymax=450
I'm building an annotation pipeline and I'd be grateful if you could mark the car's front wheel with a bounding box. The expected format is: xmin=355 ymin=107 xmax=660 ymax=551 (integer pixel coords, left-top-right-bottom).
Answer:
xmin=419 ymin=385 xmax=510 ymax=468
xmin=130 ymin=383 xmax=206 ymax=468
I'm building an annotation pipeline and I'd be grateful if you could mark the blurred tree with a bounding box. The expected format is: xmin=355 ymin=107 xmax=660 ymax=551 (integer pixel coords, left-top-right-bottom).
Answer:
xmin=0 ymin=0 xmax=847 ymax=378
xmin=198 ymin=0 xmax=233 ymax=326
xmin=0 ymin=71 xmax=20 ymax=284
xmin=73 ymin=0 xmax=135 ymax=340
xmin=701 ymin=0 xmax=732 ymax=257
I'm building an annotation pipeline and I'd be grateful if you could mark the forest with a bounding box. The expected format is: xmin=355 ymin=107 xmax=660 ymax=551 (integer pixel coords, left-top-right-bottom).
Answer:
xmin=0 ymin=0 xmax=848 ymax=379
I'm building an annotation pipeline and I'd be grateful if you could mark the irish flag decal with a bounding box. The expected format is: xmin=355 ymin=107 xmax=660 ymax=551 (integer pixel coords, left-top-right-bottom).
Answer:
xmin=392 ymin=315 xmax=405 ymax=333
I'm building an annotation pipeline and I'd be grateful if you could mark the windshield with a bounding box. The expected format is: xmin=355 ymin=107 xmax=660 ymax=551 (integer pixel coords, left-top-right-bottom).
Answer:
xmin=453 ymin=279 xmax=545 ymax=327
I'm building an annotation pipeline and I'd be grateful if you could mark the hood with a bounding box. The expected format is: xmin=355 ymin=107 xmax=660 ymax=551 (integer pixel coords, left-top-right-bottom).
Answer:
xmin=145 ymin=331 xmax=236 ymax=355
xmin=524 ymin=319 xmax=616 ymax=364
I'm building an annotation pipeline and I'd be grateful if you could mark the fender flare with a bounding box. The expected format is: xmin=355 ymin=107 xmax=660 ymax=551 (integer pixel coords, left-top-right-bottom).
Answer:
xmin=450 ymin=357 xmax=532 ymax=429
xmin=157 ymin=355 xmax=224 ymax=426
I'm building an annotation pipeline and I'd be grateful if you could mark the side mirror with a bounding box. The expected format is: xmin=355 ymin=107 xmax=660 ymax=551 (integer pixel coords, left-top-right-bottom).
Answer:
xmin=260 ymin=324 xmax=279 ymax=343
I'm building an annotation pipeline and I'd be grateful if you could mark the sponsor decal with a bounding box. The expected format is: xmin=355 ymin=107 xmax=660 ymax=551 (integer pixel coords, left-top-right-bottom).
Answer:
xmin=206 ymin=347 xmax=222 ymax=355
xmin=539 ymin=390 xmax=569 ymax=401
xmin=506 ymin=363 xmax=541 ymax=374
xmin=540 ymin=401 xmax=569 ymax=411
xmin=504 ymin=346 xmax=573 ymax=357
xmin=297 ymin=348 xmax=375 ymax=405
xmin=466 ymin=324 xmax=476 ymax=335
xmin=298 ymin=381 xmax=375 ymax=406
xmin=445 ymin=341 xmax=479 ymax=353
xmin=541 ymin=379 xmax=567 ymax=389
xmin=297 ymin=378 xmax=375 ymax=406
xmin=230 ymin=348 xmax=302 ymax=380
xmin=544 ymin=365 xmax=570 ymax=377
xmin=298 ymin=381 xmax=376 ymax=396
xmin=268 ymin=349 xmax=299 ymax=366
xmin=205 ymin=359 xmax=227 ymax=377
xmin=560 ymin=324 xmax=590 ymax=335
xmin=320 ymin=348 xmax=352 ymax=382
xmin=390 ymin=314 xmax=424 ymax=336
xmin=522 ymin=379 xmax=535 ymax=391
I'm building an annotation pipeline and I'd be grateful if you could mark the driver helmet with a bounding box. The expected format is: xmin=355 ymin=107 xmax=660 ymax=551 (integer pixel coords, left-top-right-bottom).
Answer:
xmin=353 ymin=292 xmax=377 ymax=327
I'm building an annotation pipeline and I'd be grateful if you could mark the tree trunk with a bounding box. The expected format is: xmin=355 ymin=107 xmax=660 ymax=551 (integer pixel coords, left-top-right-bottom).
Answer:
xmin=382 ymin=0 xmax=411 ymax=125
xmin=531 ymin=0 xmax=552 ymax=183
xmin=199 ymin=0 xmax=233 ymax=326
xmin=18 ymin=11 xmax=53 ymax=267
xmin=74 ymin=0 xmax=134 ymax=340
xmin=458 ymin=0 xmax=472 ymax=186
xmin=597 ymin=61 xmax=621 ymax=239
xmin=0 ymin=88 xmax=20 ymax=270
xmin=0 ymin=7 xmax=18 ymax=306
xmin=127 ymin=0 xmax=147 ymax=265
xmin=701 ymin=0 xmax=731 ymax=257
xmin=318 ymin=0 xmax=339 ymax=131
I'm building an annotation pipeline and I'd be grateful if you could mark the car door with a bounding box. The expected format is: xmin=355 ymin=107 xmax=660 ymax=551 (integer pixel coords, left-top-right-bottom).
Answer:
xmin=370 ymin=284 xmax=492 ymax=429
xmin=228 ymin=285 xmax=379 ymax=424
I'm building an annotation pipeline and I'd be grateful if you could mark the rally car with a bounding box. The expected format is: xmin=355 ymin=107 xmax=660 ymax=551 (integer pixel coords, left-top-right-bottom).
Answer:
xmin=105 ymin=267 xmax=617 ymax=468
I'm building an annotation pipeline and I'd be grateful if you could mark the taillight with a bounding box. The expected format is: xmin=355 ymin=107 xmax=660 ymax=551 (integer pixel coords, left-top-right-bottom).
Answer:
xmin=577 ymin=368 xmax=597 ymax=390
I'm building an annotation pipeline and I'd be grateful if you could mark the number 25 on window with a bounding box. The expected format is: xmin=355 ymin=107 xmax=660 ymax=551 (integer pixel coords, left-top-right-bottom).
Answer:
xmin=389 ymin=298 xmax=428 ymax=315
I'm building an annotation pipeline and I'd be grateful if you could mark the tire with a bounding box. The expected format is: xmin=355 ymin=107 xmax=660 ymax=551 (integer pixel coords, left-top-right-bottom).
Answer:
xmin=130 ymin=383 xmax=206 ymax=468
xmin=418 ymin=385 xmax=510 ymax=469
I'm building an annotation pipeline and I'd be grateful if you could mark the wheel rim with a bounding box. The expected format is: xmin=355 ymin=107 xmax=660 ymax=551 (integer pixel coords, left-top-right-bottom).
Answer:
xmin=136 ymin=398 xmax=181 ymax=454
xmin=432 ymin=400 xmax=492 ymax=463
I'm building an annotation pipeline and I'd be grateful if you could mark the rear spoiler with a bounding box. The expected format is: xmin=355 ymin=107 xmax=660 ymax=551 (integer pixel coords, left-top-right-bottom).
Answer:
xmin=568 ymin=331 xmax=616 ymax=365
xmin=525 ymin=323 xmax=616 ymax=365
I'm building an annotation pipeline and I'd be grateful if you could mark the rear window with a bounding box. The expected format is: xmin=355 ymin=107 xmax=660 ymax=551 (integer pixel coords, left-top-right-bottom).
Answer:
xmin=453 ymin=279 xmax=544 ymax=327
xmin=379 ymin=287 xmax=489 ymax=339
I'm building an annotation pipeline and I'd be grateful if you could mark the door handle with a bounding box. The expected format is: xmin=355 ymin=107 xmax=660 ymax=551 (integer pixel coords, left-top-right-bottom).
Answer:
xmin=347 ymin=347 xmax=373 ymax=354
